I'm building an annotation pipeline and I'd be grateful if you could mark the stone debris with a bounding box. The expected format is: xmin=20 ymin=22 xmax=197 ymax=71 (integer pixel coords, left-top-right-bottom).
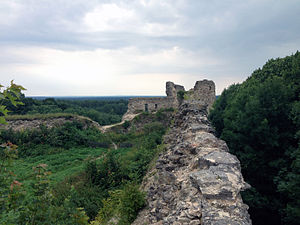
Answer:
xmin=132 ymin=99 xmax=251 ymax=225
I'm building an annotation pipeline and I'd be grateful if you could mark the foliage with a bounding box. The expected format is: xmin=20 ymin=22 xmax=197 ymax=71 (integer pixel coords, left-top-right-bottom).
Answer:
xmin=1 ymin=80 xmax=171 ymax=223
xmin=0 ymin=81 xmax=26 ymax=224
xmin=4 ymin=96 xmax=128 ymax=125
xmin=81 ymin=117 xmax=168 ymax=220
xmin=20 ymin=163 xmax=54 ymax=224
xmin=0 ymin=142 xmax=25 ymax=225
xmin=122 ymin=120 xmax=130 ymax=129
xmin=14 ymin=147 xmax=107 ymax=185
xmin=0 ymin=121 xmax=110 ymax=157
xmin=16 ymin=164 xmax=90 ymax=225
xmin=86 ymin=151 xmax=124 ymax=190
xmin=0 ymin=82 xmax=91 ymax=224
xmin=0 ymin=143 xmax=95 ymax=224
xmin=117 ymin=183 xmax=145 ymax=224
xmin=0 ymin=81 xmax=26 ymax=124
xmin=91 ymin=183 xmax=145 ymax=225
xmin=209 ymin=51 xmax=300 ymax=225
xmin=177 ymin=90 xmax=186 ymax=102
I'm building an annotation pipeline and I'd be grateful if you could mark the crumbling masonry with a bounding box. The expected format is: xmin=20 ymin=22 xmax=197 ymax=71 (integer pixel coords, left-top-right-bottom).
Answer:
xmin=131 ymin=80 xmax=251 ymax=225
xmin=123 ymin=80 xmax=215 ymax=120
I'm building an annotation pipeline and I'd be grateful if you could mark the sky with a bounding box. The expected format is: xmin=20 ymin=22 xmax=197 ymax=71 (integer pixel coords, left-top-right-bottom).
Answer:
xmin=0 ymin=0 xmax=299 ymax=96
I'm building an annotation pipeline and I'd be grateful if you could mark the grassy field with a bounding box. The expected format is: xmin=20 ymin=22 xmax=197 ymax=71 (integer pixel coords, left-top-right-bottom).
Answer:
xmin=13 ymin=147 xmax=107 ymax=189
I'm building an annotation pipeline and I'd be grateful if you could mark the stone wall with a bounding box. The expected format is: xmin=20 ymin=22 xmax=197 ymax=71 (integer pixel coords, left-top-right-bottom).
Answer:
xmin=123 ymin=81 xmax=184 ymax=120
xmin=166 ymin=81 xmax=185 ymax=97
xmin=123 ymin=79 xmax=216 ymax=121
xmin=126 ymin=97 xmax=176 ymax=114
xmin=188 ymin=80 xmax=216 ymax=111
xmin=132 ymin=101 xmax=251 ymax=225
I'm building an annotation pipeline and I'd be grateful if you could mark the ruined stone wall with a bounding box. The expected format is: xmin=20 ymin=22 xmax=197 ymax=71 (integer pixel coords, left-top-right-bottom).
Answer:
xmin=189 ymin=80 xmax=216 ymax=110
xmin=166 ymin=82 xmax=185 ymax=97
xmin=123 ymin=79 xmax=216 ymax=121
xmin=132 ymin=101 xmax=251 ymax=225
xmin=126 ymin=97 xmax=176 ymax=115
xmin=124 ymin=81 xmax=185 ymax=120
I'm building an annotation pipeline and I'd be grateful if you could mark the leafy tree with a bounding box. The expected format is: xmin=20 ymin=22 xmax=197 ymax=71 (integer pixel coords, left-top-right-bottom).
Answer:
xmin=0 ymin=81 xmax=25 ymax=124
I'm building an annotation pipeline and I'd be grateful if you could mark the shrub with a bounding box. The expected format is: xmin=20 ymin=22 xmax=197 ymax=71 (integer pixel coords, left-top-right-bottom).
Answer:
xmin=0 ymin=121 xmax=109 ymax=157
xmin=119 ymin=142 xmax=133 ymax=148
xmin=118 ymin=183 xmax=146 ymax=224
xmin=122 ymin=120 xmax=130 ymax=129
xmin=177 ymin=90 xmax=186 ymax=101
xmin=92 ymin=183 xmax=145 ymax=225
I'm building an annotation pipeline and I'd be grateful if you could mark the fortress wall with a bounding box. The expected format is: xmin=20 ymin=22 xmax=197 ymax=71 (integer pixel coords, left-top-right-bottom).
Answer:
xmin=132 ymin=101 xmax=251 ymax=225
xmin=126 ymin=97 xmax=177 ymax=114
xmin=123 ymin=79 xmax=216 ymax=121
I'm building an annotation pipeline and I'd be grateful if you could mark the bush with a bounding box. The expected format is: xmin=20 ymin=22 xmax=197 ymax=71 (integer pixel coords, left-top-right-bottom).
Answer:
xmin=118 ymin=183 xmax=146 ymax=224
xmin=119 ymin=142 xmax=133 ymax=148
xmin=0 ymin=122 xmax=110 ymax=157
xmin=92 ymin=183 xmax=145 ymax=225
xmin=177 ymin=90 xmax=186 ymax=101
xmin=122 ymin=120 xmax=130 ymax=129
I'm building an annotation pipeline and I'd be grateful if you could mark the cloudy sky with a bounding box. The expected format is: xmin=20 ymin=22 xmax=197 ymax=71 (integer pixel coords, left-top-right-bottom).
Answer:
xmin=0 ymin=0 xmax=299 ymax=96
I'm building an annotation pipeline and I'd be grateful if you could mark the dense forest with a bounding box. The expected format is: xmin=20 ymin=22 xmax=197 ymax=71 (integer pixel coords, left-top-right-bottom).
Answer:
xmin=209 ymin=51 xmax=300 ymax=225
xmin=3 ymin=95 xmax=128 ymax=125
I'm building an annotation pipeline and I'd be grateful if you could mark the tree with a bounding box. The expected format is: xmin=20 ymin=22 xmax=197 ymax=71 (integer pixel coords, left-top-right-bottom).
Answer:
xmin=0 ymin=80 xmax=26 ymax=124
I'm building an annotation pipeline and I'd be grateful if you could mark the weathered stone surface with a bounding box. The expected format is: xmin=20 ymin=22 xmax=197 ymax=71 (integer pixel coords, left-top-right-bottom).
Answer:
xmin=124 ymin=97 xmax=176 ymax=116
xmin=198 ymin=151 xmax=241 ymax=170
xmin=166 ymin=81 xmax=185 ymax=97
xmin=190 ymin=163 xmax=247 ymax=200
xmin=132 ymin=95 xmax=251 ymax=224
xmin=123 ymin=80 xmax=215 ymax=120
xmin=192 ymin=80 xmax=216 ymax=111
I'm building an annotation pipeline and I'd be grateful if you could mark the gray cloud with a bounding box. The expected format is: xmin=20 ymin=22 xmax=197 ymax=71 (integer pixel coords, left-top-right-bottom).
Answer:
xmin=0 ymin=0 xmax=299 ymax=95
xmin=2 ymin=0 xmax=299 ymax=52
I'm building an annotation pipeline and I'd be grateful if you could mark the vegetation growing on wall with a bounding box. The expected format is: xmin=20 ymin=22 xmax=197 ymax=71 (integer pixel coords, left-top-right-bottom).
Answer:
xmin=209 ymin=51 xmax=300 ymax=225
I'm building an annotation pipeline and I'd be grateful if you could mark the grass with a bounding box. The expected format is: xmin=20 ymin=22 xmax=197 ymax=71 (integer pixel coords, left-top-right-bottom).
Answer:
xmin=13 ymin=147 xmax=107 ymax=189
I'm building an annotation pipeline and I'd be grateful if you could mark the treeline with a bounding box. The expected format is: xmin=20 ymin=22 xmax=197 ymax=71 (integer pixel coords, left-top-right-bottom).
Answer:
xmin=209 ymin=52 xmax=300 ymax=225
xmin=4 ymin=96 xmax=128 ymax=125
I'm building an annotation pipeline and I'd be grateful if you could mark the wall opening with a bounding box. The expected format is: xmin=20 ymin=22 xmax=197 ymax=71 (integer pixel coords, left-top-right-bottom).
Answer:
xmin=145 ymin=104 xmax=148 ymax=112
xmin=155 ymin=104 xmax=158 ymax=109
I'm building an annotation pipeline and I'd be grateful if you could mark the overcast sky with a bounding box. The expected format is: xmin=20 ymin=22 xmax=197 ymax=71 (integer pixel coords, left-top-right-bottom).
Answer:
xmin=0 ymin=0 xmax=299 ymax=96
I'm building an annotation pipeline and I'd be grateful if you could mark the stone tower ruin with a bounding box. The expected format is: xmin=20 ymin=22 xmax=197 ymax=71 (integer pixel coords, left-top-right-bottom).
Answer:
xmin=122 ymin=80 xmax=215 ymax=120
